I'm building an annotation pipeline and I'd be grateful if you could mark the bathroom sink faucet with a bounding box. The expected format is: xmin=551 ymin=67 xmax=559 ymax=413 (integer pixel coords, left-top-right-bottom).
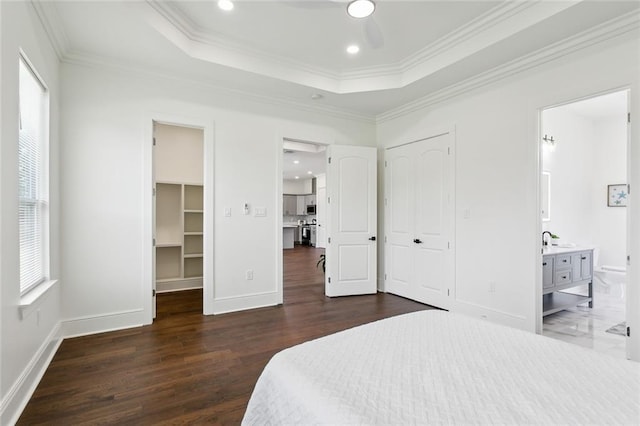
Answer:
xmin=542 ymin=231 xmax=552 ymax=246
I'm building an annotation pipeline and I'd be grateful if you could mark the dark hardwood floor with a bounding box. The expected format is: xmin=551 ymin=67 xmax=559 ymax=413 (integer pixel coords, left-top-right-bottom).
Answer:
xmin=18 ymin=245 xmax=433 ymax=424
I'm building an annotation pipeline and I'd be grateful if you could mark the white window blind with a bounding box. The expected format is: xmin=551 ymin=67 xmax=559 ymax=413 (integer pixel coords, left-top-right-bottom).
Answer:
xmin=19 ymin=56 xmax=49 ymax=294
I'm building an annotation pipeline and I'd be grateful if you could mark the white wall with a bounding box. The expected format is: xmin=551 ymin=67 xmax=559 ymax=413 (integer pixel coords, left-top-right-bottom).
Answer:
xmin=377 ymin=32 xmax=640 ymax=340
xmin=59 ymin=61 xmax=375 ymax=330
xmin=0 ymin=2 xmax=61 ymax=423
xmin=542 ymin=105 xmax=627 ymax=268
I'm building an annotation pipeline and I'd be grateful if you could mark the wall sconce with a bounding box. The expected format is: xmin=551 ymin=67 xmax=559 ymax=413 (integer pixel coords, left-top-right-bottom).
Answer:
xmin=543 ymin=134 xmax=557 ymax=152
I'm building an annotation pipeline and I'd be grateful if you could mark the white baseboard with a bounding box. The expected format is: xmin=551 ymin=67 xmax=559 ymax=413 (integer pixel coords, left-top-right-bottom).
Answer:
xmin=212 ymin=291 xmax=281 ymax=315
xmin=62 ymin=308 xmax=146 ymax=339
xmin=454 ymin=299 xmax=528 ymax=330
xmin=156 ymin=278 xmax=202 ymax=293
xmin=0 ymin=322 xmax=63 ymax=426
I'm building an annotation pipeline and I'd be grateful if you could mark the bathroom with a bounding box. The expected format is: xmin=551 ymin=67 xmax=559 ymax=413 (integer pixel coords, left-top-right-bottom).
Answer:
xmin=541 ymin=90 xmax=628 ymax=358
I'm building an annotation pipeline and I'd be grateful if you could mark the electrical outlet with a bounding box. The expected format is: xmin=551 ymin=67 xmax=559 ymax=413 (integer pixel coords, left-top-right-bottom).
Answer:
xmin=246 ymin=270 xmax=254 ymax=280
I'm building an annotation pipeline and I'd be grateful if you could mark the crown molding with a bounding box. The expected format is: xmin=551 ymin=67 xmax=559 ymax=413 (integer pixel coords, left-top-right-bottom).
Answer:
xmin=146 ymin=0 xmax=584 ymax=94
xmin=376 ymin=9 xmax=640 ymax=124
xmin=60 ymin=51 xmax=375 ymax=124
xmin=30 ymin=0 xmax=70 ymax=60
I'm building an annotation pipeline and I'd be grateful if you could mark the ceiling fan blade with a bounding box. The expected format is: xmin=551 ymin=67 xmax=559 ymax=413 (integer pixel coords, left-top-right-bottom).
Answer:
xmin=363 ymin=17 xmax=384 ymax=49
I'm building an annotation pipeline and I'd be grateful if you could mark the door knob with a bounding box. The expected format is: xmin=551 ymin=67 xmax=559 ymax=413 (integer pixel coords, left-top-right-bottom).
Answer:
xmin=413 ymin=239 xmax=422 ymax=244
xmin=369 ymin=236 xmax=376 ymax=241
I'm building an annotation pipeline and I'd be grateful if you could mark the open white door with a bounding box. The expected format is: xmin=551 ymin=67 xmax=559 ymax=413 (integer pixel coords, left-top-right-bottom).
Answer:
xmin=385 ymin=132 xmax=454 ymax=310
xmin=325 ymin=145 xmax=377 ymax=297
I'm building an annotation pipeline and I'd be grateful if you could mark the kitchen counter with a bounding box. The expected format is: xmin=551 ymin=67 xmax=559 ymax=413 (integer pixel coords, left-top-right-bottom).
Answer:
xmin=283 ymin=225 xmax=296 ymax=249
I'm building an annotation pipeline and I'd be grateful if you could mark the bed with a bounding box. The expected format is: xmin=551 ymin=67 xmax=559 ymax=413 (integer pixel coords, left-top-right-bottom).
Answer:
xmin=243 ymin=310 xmax=640 ymax=425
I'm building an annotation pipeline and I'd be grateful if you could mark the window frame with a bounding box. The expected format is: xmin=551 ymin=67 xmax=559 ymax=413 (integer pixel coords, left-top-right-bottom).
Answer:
xmin=18 ymin=52 xmax=50 ymax=296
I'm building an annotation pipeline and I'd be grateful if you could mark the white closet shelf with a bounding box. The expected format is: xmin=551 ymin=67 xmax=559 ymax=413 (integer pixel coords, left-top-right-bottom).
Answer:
xmin=156 ymin=242 xmax=182 ymax=248
xmin=184 ymin=209 xmax=203 ymax=213
xmin=184 ymin=253 xmax=203 ymax=258
xmin=156 ymin=277 xmax=185 ymax=283
xmin=184 ymin=232 xmax=203 ymax=236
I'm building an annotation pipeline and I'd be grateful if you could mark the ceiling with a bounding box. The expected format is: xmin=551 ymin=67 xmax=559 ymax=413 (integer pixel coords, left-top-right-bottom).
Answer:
xmin=282 ymin=141 xmax=326 ymax=180
xmin=35 ymin=1 xmax=640 ymax=120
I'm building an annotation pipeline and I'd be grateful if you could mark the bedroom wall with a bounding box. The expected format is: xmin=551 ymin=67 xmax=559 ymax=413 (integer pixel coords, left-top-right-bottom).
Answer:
xmin=59 ymin=61 xmax=375 ymax=333
xmin=0 ymin=2 xmax=62 ymax=423
xmin=376 ymin=32 xmax=640 ymax=340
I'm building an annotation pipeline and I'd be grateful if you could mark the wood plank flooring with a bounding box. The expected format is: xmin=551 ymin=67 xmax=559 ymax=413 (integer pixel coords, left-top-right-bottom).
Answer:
xmin=18 ymin=245 xmax=433 ymax=425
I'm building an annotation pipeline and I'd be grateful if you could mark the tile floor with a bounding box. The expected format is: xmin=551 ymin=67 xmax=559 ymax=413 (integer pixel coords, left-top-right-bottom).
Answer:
xmin=543 ymin=280 xmax=627 ymax=359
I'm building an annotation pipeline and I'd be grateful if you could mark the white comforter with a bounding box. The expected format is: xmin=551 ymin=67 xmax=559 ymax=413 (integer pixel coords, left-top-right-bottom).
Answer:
xmin=243 ymin=310 xmax=640 ymax=425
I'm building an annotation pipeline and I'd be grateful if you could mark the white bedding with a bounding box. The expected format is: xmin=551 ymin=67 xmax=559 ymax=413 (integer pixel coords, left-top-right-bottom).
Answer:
xmin=243 ymin=310 xmax=640 ymax=425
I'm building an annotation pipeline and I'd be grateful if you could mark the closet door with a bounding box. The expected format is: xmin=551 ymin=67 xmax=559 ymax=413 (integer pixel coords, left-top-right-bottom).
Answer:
xmin=385 ymin=132 xmax=454 ymax=310
xmin=412 ymin=133 xmax=454 ymax=309
xmin=385 ymin=145 xmax=415 ymax=299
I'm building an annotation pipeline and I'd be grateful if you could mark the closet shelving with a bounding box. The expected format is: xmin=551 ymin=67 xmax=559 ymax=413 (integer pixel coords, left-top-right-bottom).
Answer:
xmin=155 ymin=182 xmax=203 ymax=289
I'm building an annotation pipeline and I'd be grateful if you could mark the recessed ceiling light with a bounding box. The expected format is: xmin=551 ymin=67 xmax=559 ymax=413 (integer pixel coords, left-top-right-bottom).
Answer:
xmin=293 ymin=160 xmax=300 ymax=164
xmin=294 ymin=176 xmax=300 ymax=179
xmin=347 ymin=0 xmax=375 ymax=18
xmin=307 ymin=171 xmax=313 ymax=175
xmin=311 ymin=93 xmax=323 ymax=100
xmin=347 ymin=45 xmax=360 ymax=55
xmin=218 ymin=0 xmax=234 ymax=11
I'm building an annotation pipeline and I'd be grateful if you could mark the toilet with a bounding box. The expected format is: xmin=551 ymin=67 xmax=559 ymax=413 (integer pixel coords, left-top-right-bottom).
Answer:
xmin=593 ymin=248 xmax=626 ymax=298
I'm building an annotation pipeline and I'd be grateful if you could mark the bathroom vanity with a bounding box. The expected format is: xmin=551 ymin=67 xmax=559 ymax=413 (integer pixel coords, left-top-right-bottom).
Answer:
xmin=542 ymin=247 xmax=593 ymax=316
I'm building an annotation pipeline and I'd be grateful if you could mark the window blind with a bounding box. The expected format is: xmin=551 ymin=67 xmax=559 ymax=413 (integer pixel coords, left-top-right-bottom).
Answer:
xmin=19 ymin=57 xmax=48 ymax=294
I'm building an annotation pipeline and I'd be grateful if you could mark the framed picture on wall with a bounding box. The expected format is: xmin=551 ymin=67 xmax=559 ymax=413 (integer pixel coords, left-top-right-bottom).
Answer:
xmin=608 ymin=184 xmax=628 ymax=207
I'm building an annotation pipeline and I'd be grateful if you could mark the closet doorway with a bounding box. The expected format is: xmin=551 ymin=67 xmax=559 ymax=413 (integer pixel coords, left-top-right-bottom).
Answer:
xmin=539 ymin=89 xmax=629 ymax=359
xmin=153 ymin=122 xmax=205 ymax=317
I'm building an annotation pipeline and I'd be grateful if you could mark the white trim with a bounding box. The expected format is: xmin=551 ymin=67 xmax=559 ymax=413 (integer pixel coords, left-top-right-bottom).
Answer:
xmin=18 ymin=279 xmax=58 ymax=320
xmin=61 ymin=309 xmax=145 ymax=339
xmin=454 ymin=300 xmax=528 ymax=328
xmin=377 ymin=11 xmax=640 ymax=123
xmin=0 ymin=322 xmax=62 ymax=426
xmin=212 ymin=291 xmax=281 ymax=315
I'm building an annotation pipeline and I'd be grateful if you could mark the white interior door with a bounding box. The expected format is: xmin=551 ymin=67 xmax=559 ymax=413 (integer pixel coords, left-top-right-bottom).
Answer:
xmin=152 ymin=127 xmax=157 ymax=319
xmin=385 ymin=132 xmax=454 ymax=310
xmin=325 ymin=145 xmax=377 ymax=297
xmin=316 ymin=186 xmax=327 ymax=248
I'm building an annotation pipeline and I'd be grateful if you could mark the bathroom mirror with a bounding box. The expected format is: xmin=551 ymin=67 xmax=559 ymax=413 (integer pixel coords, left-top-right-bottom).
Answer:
xmin=541 ymin=171 xmax=550 ymax=222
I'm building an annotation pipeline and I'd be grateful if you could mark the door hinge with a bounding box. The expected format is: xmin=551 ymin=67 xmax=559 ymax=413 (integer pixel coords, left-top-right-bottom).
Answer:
xmin=384 ymin=273 xmax=387 ymax=280
xmin=328 ymin=277 xmax=331 ymax=283
xmin=627 ymin=326 xmax=630 ymax=337
xmin=153 ymin=137 xmax=156 ymax=146
xmin=447 ymin=241 xmax=451 ymax=249
xmin=152 ymin=289 xmax=156 ymax=297
xmin=384 ymin=160 xmax=387 ymax=167
xmin=627 ymin=255 xmax=631 ymax=265
xmin=328 ymin=237 xmax=331 ymax=243
xmin=628 ymin=112 xmax=631 ymax=123
xmin=384 ymin=198 xmax=387 ymax=206
xmin=447 ymin=147 xmax=451 ymax=155
xmin=328 ymin=157 xmax=332 ymax=164
xmin=327 ymin=196 xmax=330 ymax=204
xmin=384 ymin=236 xmax=387 ymax=243
xmin=153 ymin=238 xmax=156 ymax=246
xmin=153 ymin=187 xmax=156 ymax=196
xmin=447 ymin=289 xmax=450 ymax=296
xmin=628 ymin=184 xmax=631 ymax=195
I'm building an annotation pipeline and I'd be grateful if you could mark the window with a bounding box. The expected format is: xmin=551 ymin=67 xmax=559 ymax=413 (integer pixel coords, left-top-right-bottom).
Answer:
xmin=18 ymin=55 xmax=49 ymax=294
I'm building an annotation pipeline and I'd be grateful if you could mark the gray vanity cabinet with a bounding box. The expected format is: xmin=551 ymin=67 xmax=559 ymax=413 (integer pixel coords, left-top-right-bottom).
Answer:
xmin=542 ymin=257 xmax=554 ymax=289
xmin=542 ymin=248 xmax=593 ymax=316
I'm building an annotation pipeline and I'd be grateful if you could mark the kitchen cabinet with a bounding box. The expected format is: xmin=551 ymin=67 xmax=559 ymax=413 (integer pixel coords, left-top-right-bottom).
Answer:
xmin=305 ymin=195 xmax=316 ymax=206
xmin=542 ymin=247 xmax=593 ymax=316
xmin=296 ymin=196 xmax=306 ymax=215
xmin=283 ymin=195 xmax=297 ymax=215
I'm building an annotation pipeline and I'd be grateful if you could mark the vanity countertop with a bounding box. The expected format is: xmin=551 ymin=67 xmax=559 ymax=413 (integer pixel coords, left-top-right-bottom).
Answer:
xmin=542 ymin=245 xmax=594 ymax=255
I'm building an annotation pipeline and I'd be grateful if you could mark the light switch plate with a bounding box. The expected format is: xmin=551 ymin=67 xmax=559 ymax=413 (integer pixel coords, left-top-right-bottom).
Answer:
xmin=254 ymin=207 xmax=267 ymax=217
xmin=224 ymin=207 xmax=231 ymax=217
